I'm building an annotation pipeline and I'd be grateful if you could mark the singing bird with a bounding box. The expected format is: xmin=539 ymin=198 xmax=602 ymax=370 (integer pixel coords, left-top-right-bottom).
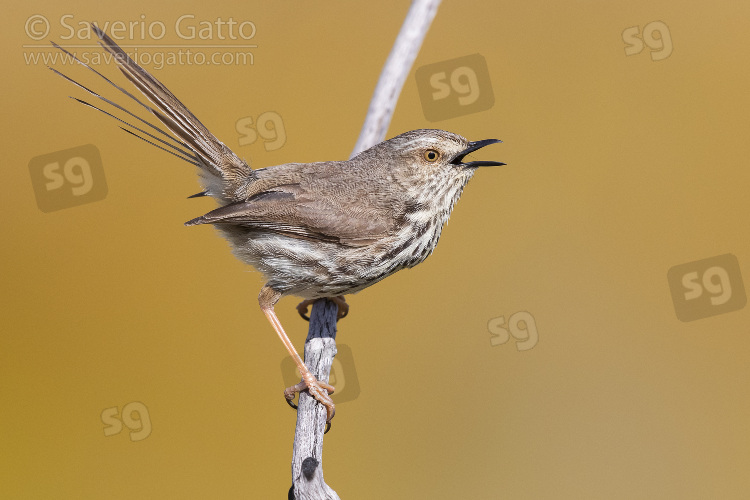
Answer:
xmin=50 ymin=24 xmax=503 ymax=424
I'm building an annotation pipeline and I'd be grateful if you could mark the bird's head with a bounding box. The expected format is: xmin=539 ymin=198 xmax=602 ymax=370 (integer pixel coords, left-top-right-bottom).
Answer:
xmin=357 ymin=129 xmax=504 ymax=213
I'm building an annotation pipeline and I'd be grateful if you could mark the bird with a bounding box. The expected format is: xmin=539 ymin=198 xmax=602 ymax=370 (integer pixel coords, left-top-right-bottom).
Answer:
xmin=50 ymin=24 xmax=504 ymax=424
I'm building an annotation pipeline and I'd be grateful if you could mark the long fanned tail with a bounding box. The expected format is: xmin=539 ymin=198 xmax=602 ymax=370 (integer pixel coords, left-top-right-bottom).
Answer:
xmin=49 ymin=23 xmax=253 ymax=201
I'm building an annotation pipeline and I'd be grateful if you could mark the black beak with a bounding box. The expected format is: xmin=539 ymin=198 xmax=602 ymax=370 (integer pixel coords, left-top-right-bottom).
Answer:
xmin=451 ymin=139 xmax=505 ymax=167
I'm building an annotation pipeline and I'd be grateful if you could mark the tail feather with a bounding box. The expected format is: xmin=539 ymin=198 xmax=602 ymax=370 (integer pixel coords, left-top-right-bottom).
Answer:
xmin=50 ymin=24 xmax=254 ymax=200
xmin=70 ymin=96 xmax=198 ymax=165
xmin=119 ymin=126 xmax=200 ymax=166
xmin=51 ymin=41 xmax=163 ymax=118
xmin=48 ymin=64 xmax=189 ymax=157
xmin=90 ymin=24 xmax=252 ymax=188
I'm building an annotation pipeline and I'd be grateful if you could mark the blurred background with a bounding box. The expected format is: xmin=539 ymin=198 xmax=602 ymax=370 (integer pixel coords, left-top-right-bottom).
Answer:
xmin=2 ymin=0 xmax=749 ymax=498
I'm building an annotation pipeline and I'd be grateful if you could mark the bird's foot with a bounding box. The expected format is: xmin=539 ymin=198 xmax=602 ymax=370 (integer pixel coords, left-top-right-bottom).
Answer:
xmin=285 ymin=373 xmax=335 ymax=428
xmin=296 ymin=296 xmax=349 ymax=321
xmin=295 ymin=300 xmax=315 ymax=321
xmin=284 ymin=377 xmax=335 ymax=413
xmin=330 ymin=296 xmax=349 ymax=319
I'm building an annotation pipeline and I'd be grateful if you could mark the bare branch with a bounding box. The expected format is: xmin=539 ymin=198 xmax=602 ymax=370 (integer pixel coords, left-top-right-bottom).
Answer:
xmin=291 ymin=300 xmax=341 ymax=500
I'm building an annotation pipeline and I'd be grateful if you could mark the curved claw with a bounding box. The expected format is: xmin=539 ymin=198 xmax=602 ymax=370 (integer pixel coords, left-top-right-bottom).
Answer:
xmin=283 ymin=376 xmax=336 ymax=422
xmin=296 ymin=297 xmax=349 ymax=322
xmin=284 ymin=379 xmax=307 ymax=407
xmin=307 ymin=381 xmax=336 ymax=422
xmin=330 ymin=296 xmax=349 ymax=320
xmin=284 ymin=393 xmax=331 ymax=432
xmin=296 ymin=299 xmax=315 ymax=321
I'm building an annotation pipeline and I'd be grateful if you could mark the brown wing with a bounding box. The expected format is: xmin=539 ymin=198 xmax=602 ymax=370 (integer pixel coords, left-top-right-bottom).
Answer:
xmin=185 ymin=184 xmax=394 ymax=246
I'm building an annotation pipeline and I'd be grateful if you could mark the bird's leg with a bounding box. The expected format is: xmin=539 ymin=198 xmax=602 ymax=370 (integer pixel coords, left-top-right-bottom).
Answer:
xmin=259 ymin=286 xmax=336 ymax=422
xmin=296 ymin=296 xmax=349 ymax=321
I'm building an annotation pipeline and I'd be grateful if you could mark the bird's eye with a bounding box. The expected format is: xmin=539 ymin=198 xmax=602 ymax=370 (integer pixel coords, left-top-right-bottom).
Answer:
xmin=424 ymin=149 xmax=440 ymax=162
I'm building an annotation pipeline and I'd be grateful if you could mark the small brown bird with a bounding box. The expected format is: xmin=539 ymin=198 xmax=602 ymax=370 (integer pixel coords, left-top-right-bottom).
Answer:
xmin=51 ymin=25 xmax=504 ymax=423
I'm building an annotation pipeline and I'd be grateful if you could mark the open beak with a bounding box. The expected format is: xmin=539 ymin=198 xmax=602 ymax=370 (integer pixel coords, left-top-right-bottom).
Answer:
xmin=451 ymin=139 xmax=505 ymax=167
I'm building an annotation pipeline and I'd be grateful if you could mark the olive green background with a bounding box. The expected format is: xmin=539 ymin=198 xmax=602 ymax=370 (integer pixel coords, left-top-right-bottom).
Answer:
xmin=2 ymin=1 xmax=749 ymax=498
